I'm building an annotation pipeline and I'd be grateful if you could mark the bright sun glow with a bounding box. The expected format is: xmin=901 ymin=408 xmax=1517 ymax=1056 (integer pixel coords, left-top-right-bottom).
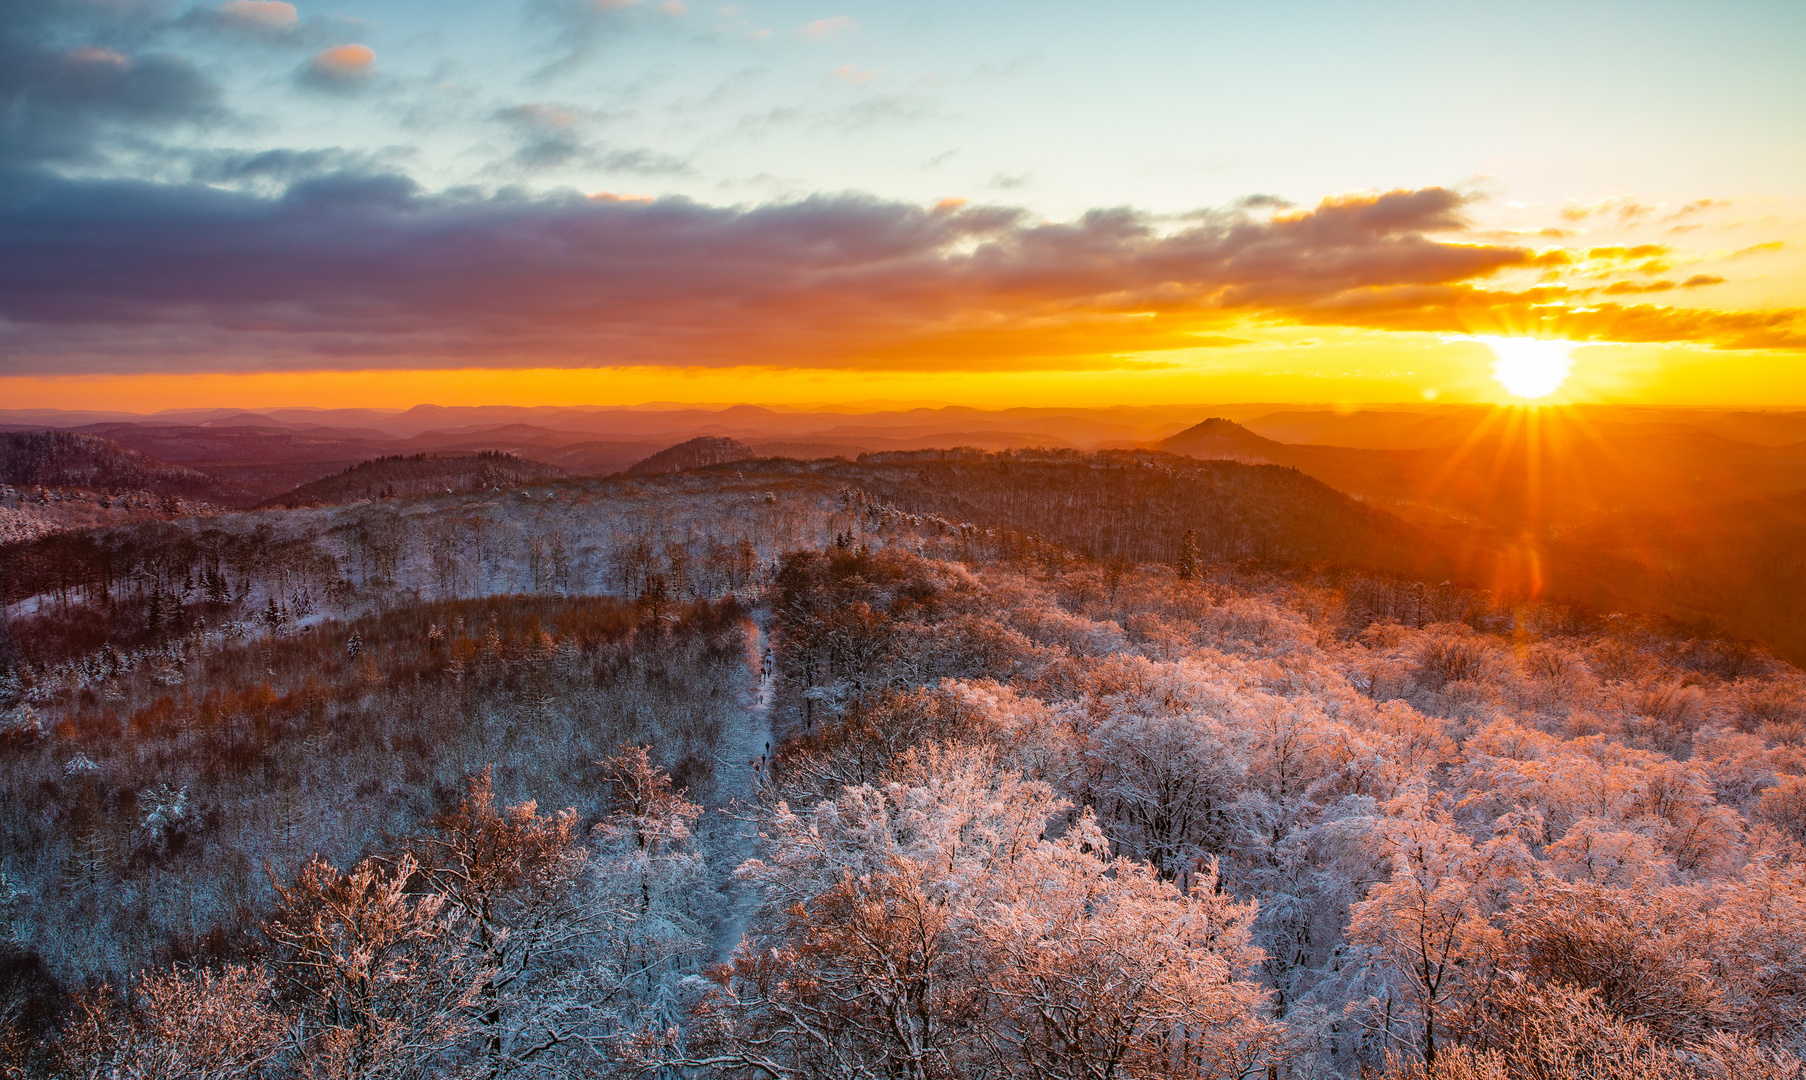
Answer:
xmin=1482 ymin=336 xmax=1574 ymax=399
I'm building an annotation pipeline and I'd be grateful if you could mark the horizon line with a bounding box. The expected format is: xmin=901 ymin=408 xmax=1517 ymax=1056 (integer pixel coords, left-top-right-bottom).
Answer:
xmin=5 ymin=401 xmax=1805 ymax=419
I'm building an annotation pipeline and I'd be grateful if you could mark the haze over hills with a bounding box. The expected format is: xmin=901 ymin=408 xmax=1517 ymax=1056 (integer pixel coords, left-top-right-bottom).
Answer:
xmin=1160 ymin=415 xmax=1806 ymax=533
xmin=1149 ymin=415 xmax=1806 ymax=661
xmin=0 ymin=404 xmax=1227 ymax=497
xmin=1554 ymin=489 xmax=1806 ymax=665
xmin=1238 ymin=407 xmax=1806 ymax=450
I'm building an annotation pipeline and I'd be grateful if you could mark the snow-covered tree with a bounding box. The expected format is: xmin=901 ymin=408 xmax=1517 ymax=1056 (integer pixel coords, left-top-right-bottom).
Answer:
xmin=411 ymin=768 xmax=594 ymax=1077
xmin=672 ymin=744 xmax=1282 ymax=1079
xmin=264 ymin=853 xmax=480 ymax=1079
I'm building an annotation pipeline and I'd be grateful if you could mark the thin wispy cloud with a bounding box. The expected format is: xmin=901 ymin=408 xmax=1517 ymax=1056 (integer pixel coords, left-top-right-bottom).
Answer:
xmin=216 ymin=0 xmax=299 ymax=33
xmin=832 ymin=65 xmax=878 ymax=85
xmin=798 ymin=15 xmax=854 ymax=40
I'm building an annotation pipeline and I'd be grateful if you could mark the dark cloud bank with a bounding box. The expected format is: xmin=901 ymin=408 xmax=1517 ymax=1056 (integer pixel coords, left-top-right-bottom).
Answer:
xmin=3 ymin=169 xmax=1799 ymax=375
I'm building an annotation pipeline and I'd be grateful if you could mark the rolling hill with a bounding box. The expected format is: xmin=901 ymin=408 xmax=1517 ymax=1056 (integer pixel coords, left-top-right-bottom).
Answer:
xmin=0 ymin=431 xmax=248 ymax=503
xmin=262 ymin=452 xmax=567 ymax=507
xmin=825 ymin=449 xmax=1476 ymax=583
xmin=628 ymin=436 xmax=757 ymax=475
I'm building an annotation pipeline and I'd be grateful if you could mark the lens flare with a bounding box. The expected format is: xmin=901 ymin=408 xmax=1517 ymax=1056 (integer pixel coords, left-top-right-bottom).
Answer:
xmin=1482 ymin=336 xmax=1574 ymax=400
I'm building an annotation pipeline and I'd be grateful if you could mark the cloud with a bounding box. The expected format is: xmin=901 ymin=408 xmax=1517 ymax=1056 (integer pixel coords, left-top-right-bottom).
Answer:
xmin=1585 ymin=244 xmax=1670 ymax=261
xmin=1682 ymin=274 xmax=1724 ymax=288
xmin=0 ymin=178 xmax=1798 ymax=376
xmin=831 ymin=64 xmax=877 ymax=84
xmin=216 ymin=0 xmax=299 ymax=32
xmin=489 ymin=102 xmax=691 ymax=175
xmin=824 ymin=92 xmax=938 ymax=130
xmin=501 ymin=102 xmax=578 ymax=128
xmin=298 ymin=43 xmax=375 ymax=92
xmin=798 ymin=14 xmax=853 ymax=40
xmin=0 ymin=8 xmax=224 ymax=168
xmin=184 ymin=145 xmax=408 ymax=187
xmin=177 ymin=0 xmax=336 ymax=47
xmin=1277 ymin=282 xmax=1805 ymax=351
xmin=1665 ymin=198 xmax=1727 ymax=222
xmin=1560 ymin=196 xmax=1657 ymax=225
xmin=732 ymin=87 xmax=939 ymax=136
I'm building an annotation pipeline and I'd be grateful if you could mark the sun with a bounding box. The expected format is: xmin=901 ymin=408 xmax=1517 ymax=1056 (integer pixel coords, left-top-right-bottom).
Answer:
xmin=1481 ymin=336 xmax=1574 ymax=400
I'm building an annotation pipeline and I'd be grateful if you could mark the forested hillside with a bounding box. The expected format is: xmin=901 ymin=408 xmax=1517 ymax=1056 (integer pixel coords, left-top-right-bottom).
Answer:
xmin=0 ymin=451 xmax=1801 ymax=1079
xmin=839 ymin=448 xmax=1451 ymax=575
xmin=627 ymin=437 xmax=755 ymax=476
xmin=0 ymin=433 xmax=245 ymax=505
xmin=263 ymin=452 xmax=568 ymax=508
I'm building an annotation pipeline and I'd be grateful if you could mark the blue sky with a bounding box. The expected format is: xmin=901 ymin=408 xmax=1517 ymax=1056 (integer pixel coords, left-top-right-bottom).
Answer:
xmin=73 ymin=0 xmax=1801 ymax=214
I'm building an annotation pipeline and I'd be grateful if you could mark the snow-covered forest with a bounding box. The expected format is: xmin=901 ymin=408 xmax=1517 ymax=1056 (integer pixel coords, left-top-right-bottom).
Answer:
xmin=2 ymin=454 xmax=1803 ymax=1079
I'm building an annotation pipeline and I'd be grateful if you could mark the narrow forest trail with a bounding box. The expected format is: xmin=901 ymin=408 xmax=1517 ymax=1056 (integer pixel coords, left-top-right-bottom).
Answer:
xmin=709 ymin=609 xmax=775 ymax=962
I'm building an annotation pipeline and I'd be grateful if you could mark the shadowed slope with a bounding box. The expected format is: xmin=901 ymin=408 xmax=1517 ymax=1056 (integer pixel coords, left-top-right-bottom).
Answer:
xmin=0 ymin=431 xmax=248 ymax=504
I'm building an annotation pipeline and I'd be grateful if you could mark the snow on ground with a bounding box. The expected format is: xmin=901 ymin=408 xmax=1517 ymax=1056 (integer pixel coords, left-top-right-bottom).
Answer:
xmin=708 ymin=609 xmax=775 ymax=962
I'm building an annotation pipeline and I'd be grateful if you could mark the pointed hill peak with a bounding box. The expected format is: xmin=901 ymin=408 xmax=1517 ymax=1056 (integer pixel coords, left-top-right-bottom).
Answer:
xmin=1159 ymin=417 xmax=1288 ymax=461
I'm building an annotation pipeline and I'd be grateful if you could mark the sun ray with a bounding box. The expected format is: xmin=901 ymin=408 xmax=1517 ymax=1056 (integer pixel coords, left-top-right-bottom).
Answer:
xmin=1525 ymin=404 xmax=1543 ymax=536
xmin=1419 ymin=404 xmax=1512 ymax=504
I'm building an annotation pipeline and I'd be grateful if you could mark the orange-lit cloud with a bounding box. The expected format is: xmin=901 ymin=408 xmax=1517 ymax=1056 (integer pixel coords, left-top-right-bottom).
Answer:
xmin=1585 ymin=244 xmax=1671 ymax=261
xmin=1288 ymin=284 xmax=1806 ymax=350
xmin=300 ymin=44 xmax=375 ymax=91
xmin=1562 ymin=197 xmax=1653 ymax=224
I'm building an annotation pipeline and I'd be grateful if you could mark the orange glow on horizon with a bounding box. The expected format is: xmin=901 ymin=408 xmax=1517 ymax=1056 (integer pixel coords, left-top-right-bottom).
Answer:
xmin=2 ymin=335 xmax=1805 ymax=414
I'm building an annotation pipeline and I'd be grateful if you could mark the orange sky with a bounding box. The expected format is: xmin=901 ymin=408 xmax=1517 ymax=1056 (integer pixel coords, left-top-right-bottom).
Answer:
xmin=4 ymin=333 xmax=1805 ymax=412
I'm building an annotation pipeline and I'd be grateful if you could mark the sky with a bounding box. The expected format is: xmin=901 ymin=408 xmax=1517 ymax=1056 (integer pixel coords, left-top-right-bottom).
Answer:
xmin=0 ymin=0 xmax=1803 ymax=410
